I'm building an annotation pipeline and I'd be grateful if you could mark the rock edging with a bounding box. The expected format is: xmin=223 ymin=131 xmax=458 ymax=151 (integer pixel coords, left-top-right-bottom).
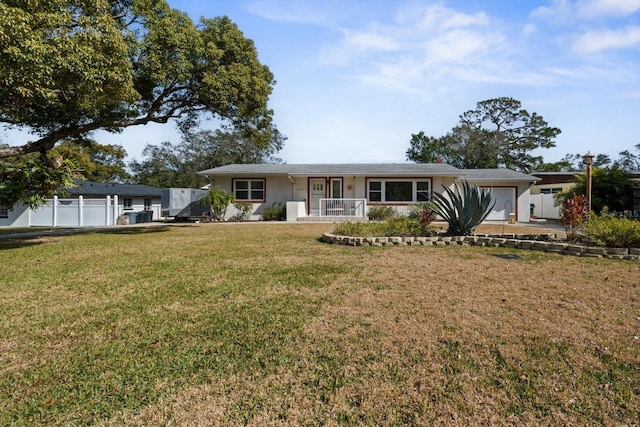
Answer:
xmin=320 ymin=233 xmax=640 ymax=261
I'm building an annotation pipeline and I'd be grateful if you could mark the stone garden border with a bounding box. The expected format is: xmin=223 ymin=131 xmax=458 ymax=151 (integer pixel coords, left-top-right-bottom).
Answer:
xmin=320 ymin=233 xmax=640 ymax=261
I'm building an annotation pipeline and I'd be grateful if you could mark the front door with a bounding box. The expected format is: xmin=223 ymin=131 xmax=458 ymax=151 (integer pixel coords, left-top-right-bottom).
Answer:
xmin=309 ymin=178 xmax=325 ymax=215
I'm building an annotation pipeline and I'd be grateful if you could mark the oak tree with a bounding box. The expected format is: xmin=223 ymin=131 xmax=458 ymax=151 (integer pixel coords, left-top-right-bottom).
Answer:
xmin=0 ymin=0 xmax=277 ymax=206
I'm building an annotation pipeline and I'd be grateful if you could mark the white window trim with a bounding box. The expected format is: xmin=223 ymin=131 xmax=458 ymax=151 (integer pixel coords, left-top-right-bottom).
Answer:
xmin=233 ymin=178 xmax=266 ymax=202
xmin=367 ymin=179 xmax=432 ymax=203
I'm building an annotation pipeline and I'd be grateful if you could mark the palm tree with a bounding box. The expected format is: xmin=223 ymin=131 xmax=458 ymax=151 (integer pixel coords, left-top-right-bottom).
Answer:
xmin=199 ymin=186 xmax=235 ymax=221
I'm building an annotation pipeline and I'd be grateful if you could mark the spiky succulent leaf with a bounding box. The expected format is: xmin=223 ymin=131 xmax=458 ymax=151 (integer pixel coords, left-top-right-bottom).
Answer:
xmin=430 ymin=180 xmax=496 ymax=235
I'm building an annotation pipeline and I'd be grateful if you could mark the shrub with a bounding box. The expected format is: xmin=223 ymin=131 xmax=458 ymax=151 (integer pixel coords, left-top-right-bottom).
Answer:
xmin=583 ymin=210 xmax=640 ymax=248
xmin=260 ymin=203 xmax=286 ymax=221
xmin=333 ymin=217 xmax=439 ymax=237
xmin=368 ymin=206 xmax=396 ymax=221
xmin=429 ymin=180 xmax=495 ymax=235
xmin=560 ymin=194 xmax=589 ymax=242
xmin=232 ymin=202 xmax=252 ymax=221
xmin=407 ymin=202 xmax=436 ymax=226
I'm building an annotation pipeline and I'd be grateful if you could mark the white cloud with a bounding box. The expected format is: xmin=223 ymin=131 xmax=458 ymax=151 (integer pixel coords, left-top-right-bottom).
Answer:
xmin=424 ymin=29 xmax=503 ymax=63
xmin=322 ymin=3 xmax=509 ymax=92
xmin=245 ymin=0 xmax=337 ymax=26
xmin=522 ymin=23 xmax=537 ymax=35
xmin=530 ymin=0 xmax=573 ymax=23
xmin=342 ymin=29 xmax=400 ymax=51
xmin=577 ymin=0 xmax=640 ymax=18
xmin=409 ymin=4 xmax=490 ymax=32
xmin=573 ymin=26 xmax=640 ymax=52
xmin=530 ymin=0 xmax=640 ymax=23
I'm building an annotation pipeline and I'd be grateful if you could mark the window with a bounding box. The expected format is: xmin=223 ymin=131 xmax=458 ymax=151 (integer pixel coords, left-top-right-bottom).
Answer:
xmin=541 ymin=187 xmax=562 ymax=194
xmin=368 ymin=181 xmax=382 ymax=202
xmin=0 ymin=206 xmax=8 ymax=218
xmin=144 ymin=198 xmax=151 ymax=210
xmin=367 ymin=180 xmax=431 ymax=203
xmin=417 ymin=181 xmax=430 ymax=201
xmin=385 ymin=181 xmax=412 ymax=201
xmin=330 ymin=179 xmax=342 ymax=198
xmin=123 ymin=198 xmax=133 ymax=210
xmin=233 ymin=179 xmax=265 ymax=201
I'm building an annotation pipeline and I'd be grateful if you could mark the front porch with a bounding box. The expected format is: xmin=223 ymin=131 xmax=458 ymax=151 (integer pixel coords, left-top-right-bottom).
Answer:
xmin=288 ymin=198 xmax=368 ymax=222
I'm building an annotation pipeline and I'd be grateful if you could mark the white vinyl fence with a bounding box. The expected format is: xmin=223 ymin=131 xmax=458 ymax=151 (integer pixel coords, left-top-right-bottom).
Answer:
xmin=530 ymin=193 xmax=561 ymax=219
xmin=30 ymin=195 xmax=119 ymax=227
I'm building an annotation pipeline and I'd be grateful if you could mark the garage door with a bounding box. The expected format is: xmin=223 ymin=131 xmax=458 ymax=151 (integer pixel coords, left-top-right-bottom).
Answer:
xmin=484 ymin=187 xmax=516 ymax=221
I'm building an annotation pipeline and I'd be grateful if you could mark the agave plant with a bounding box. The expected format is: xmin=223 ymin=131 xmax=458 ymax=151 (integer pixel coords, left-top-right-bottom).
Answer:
xmin=430 ymin=180 xmax=495 ymax=235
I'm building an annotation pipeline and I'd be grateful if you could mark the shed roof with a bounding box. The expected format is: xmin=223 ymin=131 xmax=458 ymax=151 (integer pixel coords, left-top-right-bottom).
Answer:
xmin=66 ymin=180 xmax=162 ymax=197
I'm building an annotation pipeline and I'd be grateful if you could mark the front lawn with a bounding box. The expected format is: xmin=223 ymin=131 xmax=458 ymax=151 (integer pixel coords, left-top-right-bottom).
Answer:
xmin=1 ymin=223 xmax=638 ymax=425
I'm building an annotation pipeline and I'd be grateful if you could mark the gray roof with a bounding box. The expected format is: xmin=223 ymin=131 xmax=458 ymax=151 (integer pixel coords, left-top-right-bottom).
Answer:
xmin=199 ymin=163 xmax=464 ymax=176
xmin=66 ymin=180 xmax=162 ymax=197
xmin=199 ymin=163 xmax=539 ymax=182
xmin=459 ymin=169 xmax=540 ymax=182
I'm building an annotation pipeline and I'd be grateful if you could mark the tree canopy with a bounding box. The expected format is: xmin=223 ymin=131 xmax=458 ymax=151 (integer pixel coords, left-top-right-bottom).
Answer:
xmin=557 ymin=166 xmax=639 ymax=213
xmin=406 ymin=97 xmax=560 ymax=173
xmin=0 ymin=0 xmax=278 ymax=205
xmin=51 ymin=140 xmax=130 ymax=183
xmin=538 ymin=144 xmax=640 ymax=172
xmin=129 ymin=128 xmax=285 ymax=188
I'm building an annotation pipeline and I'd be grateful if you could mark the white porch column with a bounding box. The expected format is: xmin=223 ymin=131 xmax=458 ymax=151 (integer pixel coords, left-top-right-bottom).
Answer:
xmin=78 ymin=195 xmax=84 ymax=226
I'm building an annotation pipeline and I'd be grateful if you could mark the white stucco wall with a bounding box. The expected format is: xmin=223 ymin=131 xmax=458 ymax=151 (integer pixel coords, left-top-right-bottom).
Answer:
xmin=0 ymin=203 xmax=30 ymax=227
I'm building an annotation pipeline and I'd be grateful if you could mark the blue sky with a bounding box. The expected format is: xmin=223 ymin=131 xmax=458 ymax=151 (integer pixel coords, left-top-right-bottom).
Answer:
xmin=5 ymin=0 xmax=640 ymax=165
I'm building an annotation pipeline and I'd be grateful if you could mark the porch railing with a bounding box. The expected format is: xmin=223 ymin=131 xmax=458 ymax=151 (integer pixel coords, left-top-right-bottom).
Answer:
xmin=319 ymin=198 xmax=367 ymax=217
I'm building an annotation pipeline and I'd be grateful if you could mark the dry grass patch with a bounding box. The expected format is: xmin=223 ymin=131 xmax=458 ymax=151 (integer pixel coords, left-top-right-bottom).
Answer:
xmin=1 ymin=223 xmax=638 ymax=425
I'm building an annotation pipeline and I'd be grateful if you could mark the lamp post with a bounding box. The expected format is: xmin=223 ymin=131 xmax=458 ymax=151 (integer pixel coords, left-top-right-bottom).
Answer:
xmin=584 ymin=151 xmax=594 ymax=213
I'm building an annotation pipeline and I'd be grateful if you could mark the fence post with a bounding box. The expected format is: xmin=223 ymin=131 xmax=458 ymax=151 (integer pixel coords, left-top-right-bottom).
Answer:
xmin=105 ymin=196 xmax=110 ymax=225
xmin=52 ymin=195 xmax=58 ymax=227
xmin=113 ymin=195 xmax=118 ymax=225
xmin=79 ymin=195 xmax=84 ymax=226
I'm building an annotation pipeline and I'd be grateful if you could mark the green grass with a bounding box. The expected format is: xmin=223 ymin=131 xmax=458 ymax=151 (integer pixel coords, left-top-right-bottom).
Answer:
xmin=1 ymin=223 xmax=638 ymax=425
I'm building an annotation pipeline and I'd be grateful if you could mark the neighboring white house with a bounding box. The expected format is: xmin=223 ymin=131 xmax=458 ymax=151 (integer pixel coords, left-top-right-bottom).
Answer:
xmin=0 ymin=180 xmax=162 ymax=227
xmin=197 ymin=163 xmax=540 ymax=222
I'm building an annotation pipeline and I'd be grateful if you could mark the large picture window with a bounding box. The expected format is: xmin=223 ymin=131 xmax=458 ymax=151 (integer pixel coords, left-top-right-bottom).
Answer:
xmin=233 ymin=179 xmax=265 ymax=201
xmin=367 ymin=180 xmax=431 ymax=203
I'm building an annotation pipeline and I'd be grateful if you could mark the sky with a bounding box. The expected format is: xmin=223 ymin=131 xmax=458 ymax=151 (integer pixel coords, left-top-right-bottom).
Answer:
xmin=4 ymin=0 xmax=640 ymax=166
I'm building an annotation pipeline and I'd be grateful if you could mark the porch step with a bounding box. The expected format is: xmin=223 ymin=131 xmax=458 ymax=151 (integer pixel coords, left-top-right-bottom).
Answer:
xmin=297 ymin=216 xmax=368 ymax=223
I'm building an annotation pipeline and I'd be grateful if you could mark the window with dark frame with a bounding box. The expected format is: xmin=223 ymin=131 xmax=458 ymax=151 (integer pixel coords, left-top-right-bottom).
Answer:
xmin=234 ymin=179 xmax=265 ymax=201
xmin=368 ymin=181 xmax=382 ymax=202
xmin=540 ymin=187 xmax=562 ymax=194
xmin=123 ymin=198 xmax=133 ymax=210
xmin=144 ymin=198 xmax=151 ymax=210
xmin=0 ymin=207 xmax=8 ymax=218
xmin=385 ymin=181 xmax=412 ymax=201
xmin=367 ymin=180 xmax=431 ymax=203
xmin=417 ymin=181 xmax=430 ymax=201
